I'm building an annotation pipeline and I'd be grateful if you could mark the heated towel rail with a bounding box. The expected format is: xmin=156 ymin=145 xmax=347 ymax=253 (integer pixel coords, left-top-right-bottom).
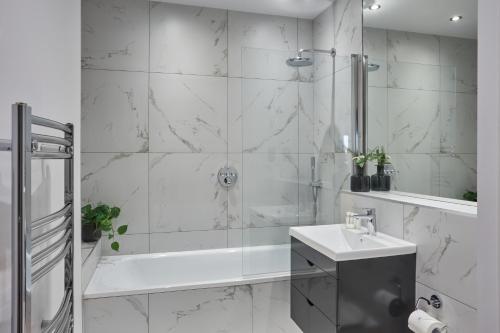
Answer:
xmin=1 ymin=103 xmax=74 ymax=333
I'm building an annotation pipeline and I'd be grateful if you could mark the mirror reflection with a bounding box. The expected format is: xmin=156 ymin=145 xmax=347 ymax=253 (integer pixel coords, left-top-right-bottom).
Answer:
xmin=363 ymin=0 xmax=477 ymax=201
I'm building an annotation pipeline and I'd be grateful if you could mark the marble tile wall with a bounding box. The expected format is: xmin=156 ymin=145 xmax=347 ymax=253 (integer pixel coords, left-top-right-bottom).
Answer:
xmin=364 ymin=27 xmax=477 ymax=200
xmin=83 ymin=280 xmax=301 ymax=333
xmin=83 ymin=0 xmax=354 ymax=254
xmin=341 ymin=192 xmax=477 ymax=332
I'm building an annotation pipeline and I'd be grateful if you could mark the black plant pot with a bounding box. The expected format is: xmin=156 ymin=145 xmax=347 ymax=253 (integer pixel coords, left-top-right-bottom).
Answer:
xmin=350 ymin=165 xmax=371 ymax=192
xmin=82 ymin=223 xmax=101 ymax=242
xmin=371 ymin=165 xmax=391 ymax=191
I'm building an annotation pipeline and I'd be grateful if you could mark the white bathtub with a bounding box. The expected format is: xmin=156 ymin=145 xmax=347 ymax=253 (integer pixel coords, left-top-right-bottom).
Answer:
xmin=84 ymin=244 xmax=291 ymax=299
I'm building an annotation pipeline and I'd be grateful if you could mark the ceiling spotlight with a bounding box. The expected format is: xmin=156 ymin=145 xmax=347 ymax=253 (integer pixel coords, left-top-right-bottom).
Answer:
xmin=450 ymin=15 xmax=463 ymax=22
xmin=369 ymin=4 xmax=381 ymax=10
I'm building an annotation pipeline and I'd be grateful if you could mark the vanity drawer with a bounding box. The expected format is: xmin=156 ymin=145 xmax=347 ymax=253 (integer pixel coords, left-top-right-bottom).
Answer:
xmin=291 ymin=237 xmax=338 ymax=277
xmin=291 ymin=286 xmax=337 ymax=333
xmin=291 ymin=250 xmax=338 ymax=323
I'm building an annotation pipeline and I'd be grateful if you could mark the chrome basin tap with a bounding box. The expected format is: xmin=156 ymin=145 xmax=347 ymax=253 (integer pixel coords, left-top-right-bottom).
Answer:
xmin=354 ymin=208 xmax=377 ymax=236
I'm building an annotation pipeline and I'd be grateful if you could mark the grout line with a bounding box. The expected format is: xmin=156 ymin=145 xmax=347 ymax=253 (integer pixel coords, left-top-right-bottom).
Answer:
xmin=416 ymin=281 xmax=477 ymax=310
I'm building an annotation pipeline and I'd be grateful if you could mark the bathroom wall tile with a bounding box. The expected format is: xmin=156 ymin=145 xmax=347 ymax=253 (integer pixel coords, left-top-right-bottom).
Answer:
xmin=241 ymin=47 xmax=298 ymax=81
xmin=298 ymin=19 xmax=314 ymax=82
xmin=149 ymin=73 xmax=227 ymax=153
xmin=227 ymin=153 xmax=242 ymax=229
xmin=439 ymin=154 xmax=477 ymax=199
xmin=387 ymin=31 xmax=439 ymax=65
xmin=228 ymin=11 xmax=298 ymax=78
xmin=440 ymin=92 xmax=477 ymax=154
xmin=149 ymin=153 xmax=228 ymax=232
xmin=404 ymin=205 xmax=477 ymax=306
xmin=252 ymin=281 xmax=302 ymax=333
xmin=416 ymin=283 xmax=476 ymax=333
xmin=299 ymin=82 xmax=315 ymax=154
xmin=242 ymin=153 xmax=298 ymax=228
xmin=82 ymin=0 xmax=149 ymax=71
xmin=387 ymin=89 xmax=440 ymax=154
xmin=316 ymin=152 xmax=336 ymax=225
xmin=82 ymin=153 xmax=148 ymax=234
xmin=298 ymin=154 xmax=315 ymax=225
xmin=367 ymin=58 xmax=388 ymax=88
xmin=228 ymin=226 xmax=292 ymax=248
xmin=150 ymin=2 xmax=228 ymax=76
xmin=367 ymin=86 xmax=388 ymax=150
xmin=390 ymin=154 xmax=439 ymax=196
xmin=333 ymin=66 xmax=351 ymax=152
xmin=332 ymin=153 xmax=351 ymax=224
xmin=333 ymin=0 xmax=362 ymax=57
xmin=314 ymin=74 xmax=335 ymax=154
xmin=313 ymin=5 xmax=334 ymax=51
xmin=150 ymin=230 xmax=228 ymax=253
xmin=439 ymin=36 xmax=477 ymax=94
xmin=83 ymin=295 xmax=148 ymax=333
xmin=149 ymin=286 xmax=252 ymax=333
xmin=101 ymin=233 xmax=150 ymax=256
xmin=82 ymin=69 xmax=148 ymax=152
xmin=364 ymin=28 xmax=387 ymax=62
xmin=228 ymin=78 xmax=243 ymax=153
xmin=82 ymin=239 xmax=101 ymax=292
xmin=241 ymin=79 xmax=298 ymax=154
xmin=388 ymin=62 xmax=440 ymax=90
xmin=340 ymin=192 xmax=404 ymax=238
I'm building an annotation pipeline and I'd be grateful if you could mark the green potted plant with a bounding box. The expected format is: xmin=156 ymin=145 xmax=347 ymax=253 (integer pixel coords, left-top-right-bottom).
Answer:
xmin=81 ymin=203 xmax=128 ymax=252
xmin=370 ymin=146 xmax=391 ymax=191
xmin=350 ymin=152 xmax=371 ymax=192
xmin=463 ymin=190 xmax=477 ymax=202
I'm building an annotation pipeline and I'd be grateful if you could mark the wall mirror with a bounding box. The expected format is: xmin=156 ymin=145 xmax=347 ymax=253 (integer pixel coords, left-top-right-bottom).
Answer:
xmin=363 ymin=0 xmax=478 ymax=202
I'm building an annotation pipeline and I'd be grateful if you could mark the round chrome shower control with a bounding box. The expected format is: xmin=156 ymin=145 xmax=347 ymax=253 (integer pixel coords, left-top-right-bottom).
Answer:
xmin=218 ymin=166 xmax=238 ymax=188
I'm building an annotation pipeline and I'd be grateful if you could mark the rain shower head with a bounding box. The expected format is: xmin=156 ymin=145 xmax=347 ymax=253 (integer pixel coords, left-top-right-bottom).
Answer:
xmin=368 ymin=63 xmax=380 ymax=72
xmin=286 ymin=48 xmax=336 ymax=67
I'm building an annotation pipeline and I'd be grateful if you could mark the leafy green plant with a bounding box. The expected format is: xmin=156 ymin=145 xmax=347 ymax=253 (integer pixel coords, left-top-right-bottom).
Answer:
xmin=82 ymin=203 xmax=127 ymax=251
xmin=370 ymin=146 xmax=391 ymax=166
xmin=463 ymin=191 xmax=477 ymax=202
xmin=352 ymin=153 xmax=370 ymax=168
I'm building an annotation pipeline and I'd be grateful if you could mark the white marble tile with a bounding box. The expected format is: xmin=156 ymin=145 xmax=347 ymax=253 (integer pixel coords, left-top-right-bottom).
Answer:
xmin=150 ymin=230 xmax=228 ymax=253
xmin=150 ymin=2 xmax=228 ymax=76
xmin=388 ymin=62 xmax=440 ymax=90
xmin=242 ymin=153 xmax=298 ymax=228
xmin=149 ymin=286 xmax=252 ymax=333
xmin=82 ymin=0 xmax=149 ymax=71
xmin=298 ymin=19 xmax=314 ymax=82
xmin=241 ymin=47 xmax=298 ymax=81
xmin=252 ymin=281 xmax=302 ymax=333
xmin=228 ymin=78 xmax=243 ymax=153
xmin=241 ymin=79 xmax=299 ymax=153
xmin=299 ymin=82 xmax=315 ymax=154
xmin=416 ymin=283 xmax=476 ymax=333
xmin=101 ymin=233 xmax=149 ymax=256
xmin=83 ymin=294 xmax=148 ymax=333
xmin=82 ymin=153 xmax=148 ymax=234
xmin=333 ymin=66 xmax=351 ymax=152
xmin=314 ymin=74 xmax=335 ymax=154
xmin=332 ymin=153 xmax=352 ymax=223
xmin=439 ymin=36 xmax=477 ymax=94
xmin=364 ymin=28 xmax=387 ymax=62
xmin=439 ymin=154 xmax=477 ymax=200
xmin=227 ymin=153 xmax=242 ymax=229
xmin=316 ymin=152 xmax=336 ymax=225
xmin=82 ymin=239 xmax=101 ymax=291
xmin=149 ymin=153 xmax=228 ymax=232
xmin=228 ymin=11 xmax=298 ymax=78
xmin=82 ymin=69 xmax=148 ymax=152
xmin=387 ymin=89 xmax=440 ymax=154
xmin=440 ymin=92 xmax=477 ymax=154
xmin=312 ymin=6 xmax=335 ymax=81
xmin=367 ymin=58 xmax=388 ymax=88
xmin=341 ymin=192 xmax=404 ymax=238
xmin=298 ymin=154 xmax=315 ymax=225
xmin=367 ymin=86 xmax=388 ymax=150
xmin=387 ymin=31 xmax=439 ymax=65
xmin=228 ymin=226 xmax=292 ymax=247
xmin=333 ymin=0 xmax=362 ymax=56
xmin=404 ymin=205 xmax=477 ymax=306
xmin=389 ymin=154 xmax=439 ymax=196
xmin=149 ymin=73 xmax=227 ymax=153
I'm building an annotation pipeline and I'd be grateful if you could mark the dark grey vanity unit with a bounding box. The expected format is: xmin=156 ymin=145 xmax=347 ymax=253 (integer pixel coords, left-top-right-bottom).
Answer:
xmin=291 ymin=237 xmax=416 ymax=333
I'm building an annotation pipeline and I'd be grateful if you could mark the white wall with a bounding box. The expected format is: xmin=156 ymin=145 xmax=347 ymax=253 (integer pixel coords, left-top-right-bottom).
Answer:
xmin=0 ymin=1 xmax=81 ymax=332
xmin=477 ymin=0 xmax=500 ymax=331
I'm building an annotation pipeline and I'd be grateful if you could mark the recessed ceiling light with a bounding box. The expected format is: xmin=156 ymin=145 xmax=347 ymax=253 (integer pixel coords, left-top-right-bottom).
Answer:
xmin=450 ymin=15 xmax=463 ymax=22
xmin=369 ymin=4 xmax=381 ymax=10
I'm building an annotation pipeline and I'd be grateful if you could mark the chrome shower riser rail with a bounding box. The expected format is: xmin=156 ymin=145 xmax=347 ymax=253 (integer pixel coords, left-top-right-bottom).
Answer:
xmin=6 ymin=102 xmax=74 ymax=333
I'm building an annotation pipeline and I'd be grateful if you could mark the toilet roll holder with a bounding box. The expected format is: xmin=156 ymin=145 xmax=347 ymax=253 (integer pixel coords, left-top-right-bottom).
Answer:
xmin=415 ymin=295 xmax=447 ymax=333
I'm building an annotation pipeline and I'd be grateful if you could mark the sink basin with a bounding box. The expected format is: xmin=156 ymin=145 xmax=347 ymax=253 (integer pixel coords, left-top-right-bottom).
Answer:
xmin=289 ymin=224 xmax=416 ymax=261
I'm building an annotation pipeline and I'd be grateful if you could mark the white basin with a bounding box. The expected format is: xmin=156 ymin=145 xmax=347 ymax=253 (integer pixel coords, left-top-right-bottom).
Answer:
xmin=289 ymin=224 xmax=416 ymax=261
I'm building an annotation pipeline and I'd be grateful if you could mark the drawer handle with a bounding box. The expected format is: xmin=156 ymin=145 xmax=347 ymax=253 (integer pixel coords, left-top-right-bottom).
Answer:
xmin=306 ymin=259 xmax=314 ymax=267
xmin=306 ymin=298 xmax=315 ymax=307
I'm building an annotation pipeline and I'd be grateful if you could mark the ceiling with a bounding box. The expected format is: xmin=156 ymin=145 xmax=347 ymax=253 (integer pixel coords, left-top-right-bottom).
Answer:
xmin=156 ymin=0 xmax=334 ymax=19
xmin=363 ymin=0 xmax=477 ymax=39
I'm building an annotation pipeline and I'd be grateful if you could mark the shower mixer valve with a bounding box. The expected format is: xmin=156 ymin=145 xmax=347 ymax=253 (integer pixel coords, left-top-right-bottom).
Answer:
xmin=218 ymin=166 xmax=238 ymax=188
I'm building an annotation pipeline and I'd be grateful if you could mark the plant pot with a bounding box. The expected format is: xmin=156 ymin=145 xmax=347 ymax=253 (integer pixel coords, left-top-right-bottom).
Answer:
xmin=82 ymin=223 xmax=101 ymax=242
xmin=350 ymin=165 xmax=371 ymax=192
xmin=371 ymin=165 xmax=391 ymax=191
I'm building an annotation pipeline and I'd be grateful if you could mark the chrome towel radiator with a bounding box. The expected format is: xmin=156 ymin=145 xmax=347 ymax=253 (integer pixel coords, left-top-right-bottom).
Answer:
xmin=1 ymin=103 xmax=74 ymax=333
